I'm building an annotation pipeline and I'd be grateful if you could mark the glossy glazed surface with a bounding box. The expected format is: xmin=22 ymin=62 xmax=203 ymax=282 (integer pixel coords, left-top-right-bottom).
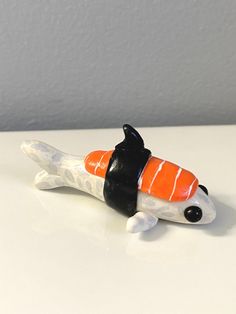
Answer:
xmin=0 ymin=126 xmax=236 ymax=313
xmin=21 ymin=128 xmax=215 ymax=229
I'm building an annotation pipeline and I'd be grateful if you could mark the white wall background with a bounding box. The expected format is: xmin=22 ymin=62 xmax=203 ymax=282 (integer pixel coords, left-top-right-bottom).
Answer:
xmin=0 ymin=0 xmax=236 ymax=131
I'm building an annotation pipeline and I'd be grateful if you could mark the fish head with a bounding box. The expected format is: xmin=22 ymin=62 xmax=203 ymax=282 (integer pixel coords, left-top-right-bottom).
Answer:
xmin=137 ymin=186 xmax=216 ymax=224
xmin=181 ymin=185 xmax=216 ymax=224
xmin=164 ymin=186 xmax=216 ymax=224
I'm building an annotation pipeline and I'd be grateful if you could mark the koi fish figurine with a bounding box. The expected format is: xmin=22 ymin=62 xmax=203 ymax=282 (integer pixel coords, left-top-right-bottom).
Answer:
xmin=21 ymin=124 xmax=216 ymax=233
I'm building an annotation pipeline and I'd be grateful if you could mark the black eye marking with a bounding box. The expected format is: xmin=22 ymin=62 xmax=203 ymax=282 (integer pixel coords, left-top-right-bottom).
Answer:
xmin=199 ymin=185 xmax=208 ymax=195
xmin=184 ymin=206 xmax=202 ymax=223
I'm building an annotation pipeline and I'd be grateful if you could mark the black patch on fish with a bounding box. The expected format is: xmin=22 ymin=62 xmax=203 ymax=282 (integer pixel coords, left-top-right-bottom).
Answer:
xmin=103 ymin=124 xmax=151 ymax=217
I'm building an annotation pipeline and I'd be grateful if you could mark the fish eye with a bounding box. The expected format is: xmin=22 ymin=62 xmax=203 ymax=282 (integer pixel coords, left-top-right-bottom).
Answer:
xmin=199 ymin=184 xmax=208 ymax=195
xmin=184 ymin=206 xmax=202 ymax=223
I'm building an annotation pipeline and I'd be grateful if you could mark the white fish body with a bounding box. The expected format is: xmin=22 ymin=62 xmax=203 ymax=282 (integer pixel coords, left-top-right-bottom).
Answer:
xmin=21 ymin=140 xmax=216 ymax=233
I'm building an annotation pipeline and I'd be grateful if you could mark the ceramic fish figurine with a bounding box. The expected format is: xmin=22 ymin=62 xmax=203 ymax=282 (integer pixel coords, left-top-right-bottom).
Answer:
xmin=21 ymin=124 xmax=216 ymax=233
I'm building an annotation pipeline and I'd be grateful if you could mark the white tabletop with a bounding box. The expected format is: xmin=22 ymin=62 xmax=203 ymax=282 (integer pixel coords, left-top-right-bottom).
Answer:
xmin=0 ymin=125 xmax=236 ymax=314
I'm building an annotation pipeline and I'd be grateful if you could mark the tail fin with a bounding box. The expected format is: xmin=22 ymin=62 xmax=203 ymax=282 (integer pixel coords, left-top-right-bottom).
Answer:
xmin=21 ymin=140 xmax=65 ymax=174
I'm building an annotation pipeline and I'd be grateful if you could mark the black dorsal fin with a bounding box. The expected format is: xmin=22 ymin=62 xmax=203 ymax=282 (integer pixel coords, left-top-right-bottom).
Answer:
xmin=103 ymin=124 xmax=151 ymax=217
xmin=115 ymin=124 xmax=144 ymax=150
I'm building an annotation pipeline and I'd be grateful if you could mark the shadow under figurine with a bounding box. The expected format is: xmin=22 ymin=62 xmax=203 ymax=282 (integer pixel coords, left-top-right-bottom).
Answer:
xmin=21 ymin=124 xmax=216 ymax=233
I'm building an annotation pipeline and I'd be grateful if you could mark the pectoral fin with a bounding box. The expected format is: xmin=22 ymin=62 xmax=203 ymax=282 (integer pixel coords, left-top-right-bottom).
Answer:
xmin=35 ymin=170 xmax=65 ymax=189
xmin=126 ymin=212 xmax=158 ymax=233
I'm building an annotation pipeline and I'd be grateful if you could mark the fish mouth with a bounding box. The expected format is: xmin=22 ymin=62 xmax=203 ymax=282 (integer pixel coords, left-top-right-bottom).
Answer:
xmin=194 ymin=187 xmax=216 ymax=224
xmin=204 ymin=198 xmax=216 ymax=224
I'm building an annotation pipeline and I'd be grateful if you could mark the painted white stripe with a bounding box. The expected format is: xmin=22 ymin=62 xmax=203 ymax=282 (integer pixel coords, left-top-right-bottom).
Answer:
xmin=94 ymin=151 xmax=108 ymax=175
xmin=186 ymin=177 xmax=197 ymax=200
xmin=148 ymin=160 xmax=166 ymax=194
xmin=169 ymin=168 xmax=182 ymax=201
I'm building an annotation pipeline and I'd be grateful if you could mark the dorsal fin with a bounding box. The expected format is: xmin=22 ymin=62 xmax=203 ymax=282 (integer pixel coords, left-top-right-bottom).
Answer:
xmin=115 ymin=124 xmax=145 ymax=150
xmin=104 ymin=124 xmax=151 ymax=217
